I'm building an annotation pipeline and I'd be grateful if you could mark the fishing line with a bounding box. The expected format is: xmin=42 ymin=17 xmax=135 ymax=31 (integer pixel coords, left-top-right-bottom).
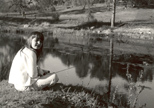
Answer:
xmin=54 ymin=66 xmax=75 ymax=73
xmin=53 ymin=66 xmax=75 ymax=85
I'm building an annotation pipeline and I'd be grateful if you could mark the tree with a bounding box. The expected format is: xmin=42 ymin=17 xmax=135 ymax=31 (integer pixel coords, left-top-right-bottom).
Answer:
xmin=0 ymin=0 xmax=10 ymax=12
xmin=8 ymin=0 xmax=31 ymax=14
xmin=32 ymin=0 xmax=57 ymax=12
xmin=106 ymin=0 xmax=111 ymax=10
xmin=81 ymin=0 xmax=95 ymax=10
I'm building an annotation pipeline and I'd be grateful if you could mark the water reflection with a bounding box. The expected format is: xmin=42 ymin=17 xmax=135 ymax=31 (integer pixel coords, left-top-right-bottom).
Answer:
xmin=0 ymin=34 xmax=154 ymax=107
xmin=47 ymin=50 xmax=154 ymax=83
xmin=0 ymin=35 xmax=24 ymax=80
xmin=0 ymin=34 xmax=154 ymax=84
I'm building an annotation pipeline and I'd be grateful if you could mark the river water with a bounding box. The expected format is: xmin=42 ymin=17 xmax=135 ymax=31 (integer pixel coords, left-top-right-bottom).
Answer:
xmin=0 ymin=33 xmax=154 ymax=108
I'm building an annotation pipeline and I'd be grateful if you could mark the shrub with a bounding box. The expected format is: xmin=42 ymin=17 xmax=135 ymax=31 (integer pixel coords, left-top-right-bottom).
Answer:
xmin=80 ymin=9 xmax=97 ymax=23
xmin=51 ymin=12 xmax=60 ymax=20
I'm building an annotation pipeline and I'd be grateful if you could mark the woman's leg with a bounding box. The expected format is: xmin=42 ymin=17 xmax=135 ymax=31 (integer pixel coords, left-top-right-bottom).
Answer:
xmin=33 ymin=73 xmax=59 ymax=90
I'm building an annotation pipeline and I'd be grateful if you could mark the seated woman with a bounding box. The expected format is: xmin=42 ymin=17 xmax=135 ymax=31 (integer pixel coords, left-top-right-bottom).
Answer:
xmin=8 ymin=31 xmax=59 ymax=91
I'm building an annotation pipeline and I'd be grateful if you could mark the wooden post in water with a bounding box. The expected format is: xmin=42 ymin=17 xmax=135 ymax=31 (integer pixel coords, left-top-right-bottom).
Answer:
xmin=108 ymin=0 xmax=116 ymax=104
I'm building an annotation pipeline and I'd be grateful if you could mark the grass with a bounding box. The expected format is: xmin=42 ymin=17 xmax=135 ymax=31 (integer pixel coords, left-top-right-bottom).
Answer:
xmin=0 ymin=80 xmax=108 ymax=108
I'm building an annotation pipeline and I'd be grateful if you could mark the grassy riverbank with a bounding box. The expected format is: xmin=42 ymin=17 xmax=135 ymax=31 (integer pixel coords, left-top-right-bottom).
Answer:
xmin=0 ymin=80 xmax=110 ymax=108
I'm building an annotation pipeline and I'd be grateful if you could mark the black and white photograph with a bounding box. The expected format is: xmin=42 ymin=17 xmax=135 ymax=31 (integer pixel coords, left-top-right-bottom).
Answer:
xmin=0 ymin=0 xmax=154 ymax=108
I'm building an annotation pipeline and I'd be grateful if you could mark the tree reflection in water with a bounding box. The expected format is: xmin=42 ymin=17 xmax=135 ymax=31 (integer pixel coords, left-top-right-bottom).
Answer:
xmin=41 ymin=43 xmax=154 ymax=107
xmin=48 ymin=49 xmax=154 ymax=83
xmin=0 ymin=34 xmax=154 ymax=84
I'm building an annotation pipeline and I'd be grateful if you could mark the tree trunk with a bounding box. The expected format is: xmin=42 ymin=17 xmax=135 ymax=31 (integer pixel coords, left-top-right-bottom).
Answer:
xmin=111 ymin=0 xmax=116 ymax=28
xmin=106 ymin=0 xmax=111 ymax=11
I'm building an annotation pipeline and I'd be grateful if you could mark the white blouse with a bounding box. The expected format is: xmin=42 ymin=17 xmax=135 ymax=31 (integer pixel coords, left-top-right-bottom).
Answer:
xmin=8 ymin=47 xmax=41 ymax=87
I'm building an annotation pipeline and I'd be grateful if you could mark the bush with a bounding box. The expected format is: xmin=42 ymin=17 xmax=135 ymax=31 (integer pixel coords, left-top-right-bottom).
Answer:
xmin=51 ymin=12 xmax=60 ymax=20
xmin=82 ymin=9 xmax=97 ymax=23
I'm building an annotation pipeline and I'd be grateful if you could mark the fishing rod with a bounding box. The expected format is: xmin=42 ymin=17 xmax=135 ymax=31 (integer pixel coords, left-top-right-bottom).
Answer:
xmin=54 ymin=66 xmax=75 ymax=73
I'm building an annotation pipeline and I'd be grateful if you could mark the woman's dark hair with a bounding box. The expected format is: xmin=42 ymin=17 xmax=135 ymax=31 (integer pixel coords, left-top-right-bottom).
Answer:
xmin=24 ymin=31 xmax=44 ymax=61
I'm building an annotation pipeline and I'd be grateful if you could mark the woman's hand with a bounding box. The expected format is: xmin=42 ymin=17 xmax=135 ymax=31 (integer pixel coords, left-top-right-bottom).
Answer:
xmin=37 ymin=66 xmax=51 ymax=76
xmin=43 ymin=70 xmax=50 ymax=75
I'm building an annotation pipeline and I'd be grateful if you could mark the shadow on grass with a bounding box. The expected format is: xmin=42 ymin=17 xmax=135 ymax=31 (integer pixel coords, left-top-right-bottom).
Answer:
xmin=57 ymin=21 xmax=125 ymax=30
xmin=126 ymin=19 xmax=154 ymax=26
xmin=60 ymin=6 xmax=108 ymax=15
xmin=0 ymin=15 xmax=126 ymax=29
xmin=0 ymin=16 xmax=60 ymax=25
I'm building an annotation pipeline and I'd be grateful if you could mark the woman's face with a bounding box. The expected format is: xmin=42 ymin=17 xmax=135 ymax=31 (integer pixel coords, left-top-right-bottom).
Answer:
xmin=31 ymin=37 xmax=43 ymax=50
